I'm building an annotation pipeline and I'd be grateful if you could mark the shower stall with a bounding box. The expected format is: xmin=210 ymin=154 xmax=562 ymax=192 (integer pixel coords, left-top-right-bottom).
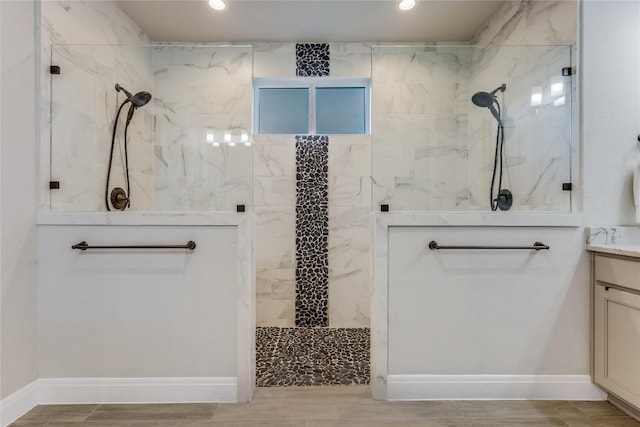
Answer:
xmin=43 ymin=43 xmax=573 ymax=215
xmin=40 ymin=41 xmax=576 ymax=396
xmin=371 ymin=44 xmax=573 ymax=213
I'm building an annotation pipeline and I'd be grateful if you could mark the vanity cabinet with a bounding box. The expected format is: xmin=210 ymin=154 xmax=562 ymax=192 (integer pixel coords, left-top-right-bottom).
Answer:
xmin=593 ymin=254 xmax=640 ymax=410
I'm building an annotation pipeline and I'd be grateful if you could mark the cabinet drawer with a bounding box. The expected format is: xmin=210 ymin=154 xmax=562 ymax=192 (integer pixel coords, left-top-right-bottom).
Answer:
xmin=595 ymin=255 xmax=640 ymax=292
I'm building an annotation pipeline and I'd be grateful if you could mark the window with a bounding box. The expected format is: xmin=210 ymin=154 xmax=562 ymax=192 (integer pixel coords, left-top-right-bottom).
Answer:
xmin=254 ymin=78 xmax=370 ymax=135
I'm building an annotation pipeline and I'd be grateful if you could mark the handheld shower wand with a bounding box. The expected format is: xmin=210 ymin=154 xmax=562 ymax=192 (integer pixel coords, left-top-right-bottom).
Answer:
xmin=471 ymin=83 xmax=512 ymax=211
xmin=105 ymin=84 xmax=152 ymax=211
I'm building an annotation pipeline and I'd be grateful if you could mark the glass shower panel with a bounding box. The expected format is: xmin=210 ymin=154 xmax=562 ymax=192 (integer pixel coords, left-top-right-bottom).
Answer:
xmin=48 ymin=44 xmax=254 ymax=212
xmin=371 ymin=44 xmax=573 ymax=212
xmin=49 ymin=44 xmax=154 ymax=212
xmin=371 ymin=45 xmax=472 ymax=211
xmin=152 ymin=45 xmax=253 ymax=212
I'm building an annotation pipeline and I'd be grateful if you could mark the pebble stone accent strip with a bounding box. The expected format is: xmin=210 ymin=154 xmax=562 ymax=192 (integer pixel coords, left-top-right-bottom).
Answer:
xmin=256 ymin=327 xmax=370 ymax=387
xmin=296 ymin=43 xmax=330 ymax=77
xmin=295 ymin=135 xmax=329 ymax=327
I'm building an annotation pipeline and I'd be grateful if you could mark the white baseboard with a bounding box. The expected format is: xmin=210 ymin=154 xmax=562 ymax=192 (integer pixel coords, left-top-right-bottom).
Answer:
xmin=38 ymin=377 xmax=238 ymax=404
xmin=0 ymin=380 xmax=38 ymax=427
xmin=1 ymin=377 xmax=237 ymax=427
xmin=387 ymin=375 xmax=607 ymax=401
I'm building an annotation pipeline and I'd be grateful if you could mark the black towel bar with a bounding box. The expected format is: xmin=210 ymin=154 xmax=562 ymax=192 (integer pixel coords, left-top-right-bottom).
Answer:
xmin=72 ymin=241 xmax=196 ymax=251
xmin=428 ymin=240 xmax=549 ymax=251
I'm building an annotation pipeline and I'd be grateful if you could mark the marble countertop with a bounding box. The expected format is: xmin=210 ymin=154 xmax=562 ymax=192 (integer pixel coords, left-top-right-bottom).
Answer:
xmin=586 ymin=243 xmax=640 ymax=258
xmin=586 ymin=226 xmax=640 ymax=259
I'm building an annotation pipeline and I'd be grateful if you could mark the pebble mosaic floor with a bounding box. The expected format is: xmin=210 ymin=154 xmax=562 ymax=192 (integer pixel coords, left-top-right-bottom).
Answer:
xmin=256 ymin=327 xmax=370 ymax=387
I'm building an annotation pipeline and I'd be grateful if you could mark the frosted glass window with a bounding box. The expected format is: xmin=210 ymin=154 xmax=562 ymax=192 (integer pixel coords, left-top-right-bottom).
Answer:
xmin=258 ymin=88 xmax=309 ymax=134
xmin=316 ymin=87 xmax=366 ymax=134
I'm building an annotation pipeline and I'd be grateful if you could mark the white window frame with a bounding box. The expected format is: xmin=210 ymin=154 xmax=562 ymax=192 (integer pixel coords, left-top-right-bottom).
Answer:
xmin=253 ymin=77 xmax=371 ymax=135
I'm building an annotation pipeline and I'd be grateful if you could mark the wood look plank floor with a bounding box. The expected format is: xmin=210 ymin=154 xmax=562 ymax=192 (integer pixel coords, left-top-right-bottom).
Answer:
xmin=10 ymin=386 xmax=640 ymax=426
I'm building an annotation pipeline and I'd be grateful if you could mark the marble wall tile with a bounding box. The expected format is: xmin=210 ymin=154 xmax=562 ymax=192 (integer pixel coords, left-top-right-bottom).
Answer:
xmin=331 ymin=43 xmax=373 ymax=78
xmin=471 ymin=0 xmax=527 ymax=46
xmin=329 ymin=176 xmax=372 ymax=208
xmin=256 ymin=268 xmax=296 ymax=300
xmin=254 ymin=176 xmax=296 ymax=208
xmin=253 ymin=43 xmax=296 ymax=78
xmin=471 ymin=0 xmax=577 ymax=47
xmin=328 ymin=297 xmax=370 ymax=329
xmin=152 ymin=45 xmax=254 ymax=211
xmin=256 ymin=300 xmax=295 ymax=327
xmin=328 ymin=207 xmax=371 ymax=327
xmin=329 ymin=143 xmax=372 ymax=176
xmin=255 ymin=207 xmax=296 ymax=239
xmin=254 ymin=144 xmax=296 ymax=177
xmin=525 ymin=1 xmax=577 ymax=45
xmin=41 ymin=1 xmax=152 ymax=211
xmin=255 ymin=236 xmax=295 ymax=269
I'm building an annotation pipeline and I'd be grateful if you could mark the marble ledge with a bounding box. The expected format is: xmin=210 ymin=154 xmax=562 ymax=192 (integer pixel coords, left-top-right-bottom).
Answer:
xmin=585 ymin=244 xmax=640 ymax=259
xmin=374 ymin=212 xmax=582 ymax=227
xmin=37 ymin=211 xmax=251 ymax=226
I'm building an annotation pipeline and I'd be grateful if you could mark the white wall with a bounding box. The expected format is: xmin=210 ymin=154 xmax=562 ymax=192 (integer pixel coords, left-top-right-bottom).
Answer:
xmin=38 ymin=225 xmax=238 ymax=379
xmin=0 ymin=0 xmax=38 ymax=400
xmin=582 ymin=0 xmax=640 ymax=226
xmin=388 ymin=226 xmax=589 ymax=375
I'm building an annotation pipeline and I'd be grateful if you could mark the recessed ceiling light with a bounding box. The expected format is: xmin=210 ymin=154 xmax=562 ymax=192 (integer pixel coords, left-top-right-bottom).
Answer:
xmin=208 ymin=0 xmax=227 ymax=11
xmin=398 ymin=0 xmax=416 ymax=11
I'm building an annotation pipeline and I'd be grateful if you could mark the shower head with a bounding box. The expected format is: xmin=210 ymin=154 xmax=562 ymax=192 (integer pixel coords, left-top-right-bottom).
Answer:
xmin=471 ymin=83 xmax=506 ymax=124
xmin=115 ymin=83 xmax=152 ymax=108
xmin=471 ymin=91 xmax=495 ymax=108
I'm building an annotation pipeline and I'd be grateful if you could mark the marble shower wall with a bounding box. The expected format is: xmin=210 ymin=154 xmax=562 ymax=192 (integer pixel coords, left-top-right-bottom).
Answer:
xmin=372 ymin=45 xmax=471 ymax=211
xmin=41 ymin=0 xmax=153 ymax=211
xmin=372 ymin=1 xmax=577 ymax=212
xmin=254 ymin=43 xmax=372 ymax=328
xmin=467 ymin=45 xmax=572 ymax=211
xmin=467 ymin=0 xmax=577 ymax=212
xmin=151 ymin=45 xmax=253 ymax=211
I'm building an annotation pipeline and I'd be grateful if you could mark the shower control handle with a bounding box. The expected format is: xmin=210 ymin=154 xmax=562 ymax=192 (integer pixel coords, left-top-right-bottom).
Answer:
xmin=110 ymin=187 xmax=129 ymax=210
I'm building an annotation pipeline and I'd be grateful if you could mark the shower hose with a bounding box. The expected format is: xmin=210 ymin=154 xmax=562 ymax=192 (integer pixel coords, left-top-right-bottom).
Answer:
xmin=105 ymin=100 xmax=133 ymax=211
xmin=489 ymin=104 xmax=505 ymax=212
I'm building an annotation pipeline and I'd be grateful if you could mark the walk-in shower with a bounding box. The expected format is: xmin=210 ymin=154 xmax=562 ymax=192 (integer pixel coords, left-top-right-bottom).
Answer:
xmin=105 ymin=83 xmax=152 ymax=211
xmin=471 ymin=83 xmax=512 ymax=211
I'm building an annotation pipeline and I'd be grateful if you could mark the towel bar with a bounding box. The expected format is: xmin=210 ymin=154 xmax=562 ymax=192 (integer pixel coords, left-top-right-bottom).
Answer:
xmin=428 ymin=240 xmax=549 ymax=251
xmin=72 ymin=241 xmax=196 ymax=251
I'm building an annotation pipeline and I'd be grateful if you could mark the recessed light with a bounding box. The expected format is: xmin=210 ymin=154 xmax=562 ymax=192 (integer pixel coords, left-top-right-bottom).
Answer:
xmin=208 ymin=0 xmax=226 ymax=11
xmin=398 ymin=0 xmax=416 ymax=11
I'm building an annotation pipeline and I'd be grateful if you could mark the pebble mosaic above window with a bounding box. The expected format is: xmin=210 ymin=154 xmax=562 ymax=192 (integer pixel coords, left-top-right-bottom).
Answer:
xmin=296 ymin=43 xmax=330 ymax=77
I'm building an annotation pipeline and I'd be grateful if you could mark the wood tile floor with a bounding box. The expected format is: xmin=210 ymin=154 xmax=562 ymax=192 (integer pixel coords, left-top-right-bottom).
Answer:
xmin=10 ymin=386 xmax=640 ymax=426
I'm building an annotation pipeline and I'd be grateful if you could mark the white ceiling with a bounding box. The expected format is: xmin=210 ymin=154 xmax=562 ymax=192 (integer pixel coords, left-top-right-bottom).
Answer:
xmin=117 ymin=0 xmax=506 ymax=43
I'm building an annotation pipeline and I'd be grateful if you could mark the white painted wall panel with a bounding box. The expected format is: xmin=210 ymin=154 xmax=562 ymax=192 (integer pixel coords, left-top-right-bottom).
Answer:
xmin=38 ymin=225 xmax=238 ymax=378
xmin=388 ymin=226 xmax=589 ymax=375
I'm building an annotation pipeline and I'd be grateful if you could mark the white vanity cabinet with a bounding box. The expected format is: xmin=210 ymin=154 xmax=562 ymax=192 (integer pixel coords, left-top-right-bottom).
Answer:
xmin=593 ymin=254 xmax=640 ymax=410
